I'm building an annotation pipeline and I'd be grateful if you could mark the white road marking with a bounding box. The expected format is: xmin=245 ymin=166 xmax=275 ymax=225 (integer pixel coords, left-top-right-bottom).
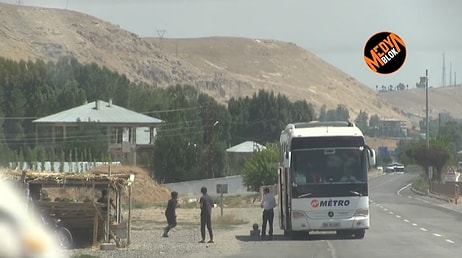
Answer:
xmin=376 ymin=184 xmax=462 ymax=247
xmin=397 ymin=184 xmax=412 ymax=196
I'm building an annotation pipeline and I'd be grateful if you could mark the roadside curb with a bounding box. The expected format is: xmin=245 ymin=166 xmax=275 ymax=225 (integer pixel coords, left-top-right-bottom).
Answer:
xmin=410 ymin=187 xmax=452 ymax=202
xmin=410 ymin=187 xmax=462 ymax=214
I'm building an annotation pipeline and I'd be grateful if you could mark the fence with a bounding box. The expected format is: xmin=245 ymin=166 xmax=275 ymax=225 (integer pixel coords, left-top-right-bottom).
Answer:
xmin=430 ymin=182 xmax=461 ymax=199
xmin=8 ymin=161 xmax=121 ymax=173
xmin=163 ymin=175 xmax=252 ymax=199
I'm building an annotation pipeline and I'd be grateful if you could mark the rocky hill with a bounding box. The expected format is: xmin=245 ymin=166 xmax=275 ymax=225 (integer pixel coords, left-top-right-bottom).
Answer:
xmin=0 ymin=2 xmax=415 ymax=122
xmin=379 ymin=85 xmax=462 ymax=122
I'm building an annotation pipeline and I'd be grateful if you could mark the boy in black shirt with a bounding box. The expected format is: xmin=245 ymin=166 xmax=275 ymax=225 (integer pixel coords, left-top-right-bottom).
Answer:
xmin=162 ymin=191 xmax=178 ymax=237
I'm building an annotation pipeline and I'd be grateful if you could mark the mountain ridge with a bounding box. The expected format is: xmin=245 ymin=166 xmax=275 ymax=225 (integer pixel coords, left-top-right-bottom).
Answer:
xmin=0 ymin=2 xmax=427 ymax=124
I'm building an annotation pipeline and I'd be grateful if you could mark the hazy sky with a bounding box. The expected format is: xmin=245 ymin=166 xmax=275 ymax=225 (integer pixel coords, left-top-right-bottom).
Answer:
xmin=3 ymin=0 xmax=461 ymax=89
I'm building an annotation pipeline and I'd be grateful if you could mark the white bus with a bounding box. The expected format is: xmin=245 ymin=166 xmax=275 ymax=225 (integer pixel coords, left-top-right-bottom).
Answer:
xmin=278 ymin=121 xmax=375 ymax=239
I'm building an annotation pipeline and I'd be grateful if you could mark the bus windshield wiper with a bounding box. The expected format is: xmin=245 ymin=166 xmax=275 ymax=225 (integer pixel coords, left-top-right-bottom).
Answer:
xmin=298 ymin=193 xmax=312 ymax=198
xmin=349 ymin=190 xmax=362 ymax=196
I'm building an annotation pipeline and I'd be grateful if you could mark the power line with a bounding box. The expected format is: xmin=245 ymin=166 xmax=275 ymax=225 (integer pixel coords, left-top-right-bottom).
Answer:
xmin=142 ymin=106 xmax=203 ymax=115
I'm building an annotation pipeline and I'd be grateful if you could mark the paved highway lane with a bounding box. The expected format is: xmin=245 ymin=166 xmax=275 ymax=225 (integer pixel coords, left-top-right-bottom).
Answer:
xmin=229 ymin=172 xmax=462 ymax=258
xmin=359 ymin=172 xmax=462 ymax=258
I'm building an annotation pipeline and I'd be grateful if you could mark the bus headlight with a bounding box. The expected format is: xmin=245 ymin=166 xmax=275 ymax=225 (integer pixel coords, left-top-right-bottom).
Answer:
xmin=291 ymin=210 xmax=306 ymax=219
xmin=355 ymin=208 xmax=369 ymax=217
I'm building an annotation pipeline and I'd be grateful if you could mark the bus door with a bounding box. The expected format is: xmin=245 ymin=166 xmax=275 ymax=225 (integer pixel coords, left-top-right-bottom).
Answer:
xmin=278 ymin=167 xmax=291 ymax=230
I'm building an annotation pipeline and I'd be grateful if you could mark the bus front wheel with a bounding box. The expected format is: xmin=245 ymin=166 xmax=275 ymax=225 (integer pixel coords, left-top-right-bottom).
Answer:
xmin=354 ymin=229 xmax=365 ymax=239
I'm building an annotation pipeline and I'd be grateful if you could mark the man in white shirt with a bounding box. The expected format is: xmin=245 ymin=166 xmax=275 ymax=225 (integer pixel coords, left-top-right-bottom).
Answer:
xmin=260 ymin=187 xmax=277 ymax=240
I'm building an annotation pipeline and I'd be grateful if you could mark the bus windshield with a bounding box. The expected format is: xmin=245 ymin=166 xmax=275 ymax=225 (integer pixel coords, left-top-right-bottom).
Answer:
xmin=290 ymin=147 xmax=368 ymax=198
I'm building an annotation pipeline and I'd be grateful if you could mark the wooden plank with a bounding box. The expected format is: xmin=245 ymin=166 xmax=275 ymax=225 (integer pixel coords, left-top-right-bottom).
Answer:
xmin=93 ymin=212 xmax=99 ymax=247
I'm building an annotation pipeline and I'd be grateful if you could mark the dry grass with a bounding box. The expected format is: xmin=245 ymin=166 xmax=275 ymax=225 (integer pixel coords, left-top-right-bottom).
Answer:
xmin=212 ymin=214 xmax=248 ymax=226
xmin=2 ymin=165 xmax=172 ymax=208
xmin=87 ymin=165 xmax=171 ymax=207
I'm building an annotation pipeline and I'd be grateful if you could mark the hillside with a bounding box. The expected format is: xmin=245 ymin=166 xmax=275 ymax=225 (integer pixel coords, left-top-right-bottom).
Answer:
xmin=0 ymin=2 xmax=414 ymax=122
xmin=379 ymin=85 xmax=462 ymax=122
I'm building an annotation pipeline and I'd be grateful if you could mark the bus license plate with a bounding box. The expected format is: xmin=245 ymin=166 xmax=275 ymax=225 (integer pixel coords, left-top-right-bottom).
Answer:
xmin=322 ymin=222 xmax=340 ymax=228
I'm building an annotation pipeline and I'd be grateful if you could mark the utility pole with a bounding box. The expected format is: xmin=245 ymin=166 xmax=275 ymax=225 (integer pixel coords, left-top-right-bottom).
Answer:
xmin=442 ymin=53 xmax=446 ymax=86
xmin=425 ymin=69 xmax=430 ymax=181
xmin=205 ymin=104 xmax=211 ymax=178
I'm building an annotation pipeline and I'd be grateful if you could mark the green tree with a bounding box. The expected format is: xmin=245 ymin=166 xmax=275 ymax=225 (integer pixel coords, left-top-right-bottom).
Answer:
xmin=152 ymin=85 xmax=230 ymax=182
xmin=438 ymin=121 xmax=462 ymax=154
xmin=318 ymin=105 xmax=327 ymax=121
xmin=369 ymin=115 xmax=380 ymax=137
xmin=228 ymin=90 xmax=313 ymax=145
xmin=326 ymin=105 xmax=349 ymax=121
xmin=355 ymin=110 xmax=369 ymax=134
xmin=63 ymin=122 xmax=109 ymax=161
xmin=241 ymin=143 xmax=279 ymax=192
xmin=403 ymin=138 xmax=452 ymax=182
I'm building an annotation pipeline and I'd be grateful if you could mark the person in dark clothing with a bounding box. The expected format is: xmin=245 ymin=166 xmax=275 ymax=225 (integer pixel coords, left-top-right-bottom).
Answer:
xmin=198 ymin=186 xmax=214 ymax=243
xmin=97 ymin=189 xmax=116 ymax=212
xmin=162 ymin=191 xmax=178 ymax=237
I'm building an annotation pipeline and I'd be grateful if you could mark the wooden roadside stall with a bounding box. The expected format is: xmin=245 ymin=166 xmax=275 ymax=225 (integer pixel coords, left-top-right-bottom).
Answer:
xmin=15 ymin=168 xmax=135 ymax=248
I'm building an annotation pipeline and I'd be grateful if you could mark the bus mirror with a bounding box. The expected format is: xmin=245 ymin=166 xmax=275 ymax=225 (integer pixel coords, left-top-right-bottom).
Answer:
xmin=365 ymin=146 xmax=376 ymax=167
xmin=285 ymin=151 xmax=289 ymax=159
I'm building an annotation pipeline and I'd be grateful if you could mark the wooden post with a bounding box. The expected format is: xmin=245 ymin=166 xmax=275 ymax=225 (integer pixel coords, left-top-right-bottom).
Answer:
xmin=93 ymin=211 xmax=99 ymax=247
xmin=455 ymin=184 xmax=459 ymax=205
xmin=127 ymin=185 xmax=132 ymax=246
xmin=106 ymin=166 xmax=111 ymax=243
xmin=106 ymin=185 xmax=110 ymax=243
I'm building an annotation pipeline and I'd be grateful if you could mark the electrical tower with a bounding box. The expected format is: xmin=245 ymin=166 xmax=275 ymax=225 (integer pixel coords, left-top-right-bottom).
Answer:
xmin=442 ymin=52 xmax=446 ymax=86
xmin=157 ymin=29 xmax=167 ymax=50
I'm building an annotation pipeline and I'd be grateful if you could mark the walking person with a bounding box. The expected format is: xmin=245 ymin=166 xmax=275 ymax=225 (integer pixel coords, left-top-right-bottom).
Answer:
xmin=198 ymin=186 xmax=214 ymax=243
xmin=162 ymin=191 xmax=178 ymax=237
xmin=261 ymin=187 xmax=277 ymax=240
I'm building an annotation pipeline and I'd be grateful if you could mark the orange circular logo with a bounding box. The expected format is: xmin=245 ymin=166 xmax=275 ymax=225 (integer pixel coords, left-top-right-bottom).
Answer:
xmin=311 ymin=199 xmax=319 ymax=208
xmin=363 ymin=31 xmax=407 ymax=74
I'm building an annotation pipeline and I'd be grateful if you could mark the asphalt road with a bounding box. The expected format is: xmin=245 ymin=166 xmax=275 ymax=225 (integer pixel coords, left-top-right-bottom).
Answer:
xmin=228 ymin=172 xmax=462 ymax=258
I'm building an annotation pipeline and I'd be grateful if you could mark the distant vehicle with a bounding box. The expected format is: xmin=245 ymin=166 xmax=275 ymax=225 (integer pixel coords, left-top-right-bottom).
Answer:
xmin=385 ymin=163 xmax=404 ymax=173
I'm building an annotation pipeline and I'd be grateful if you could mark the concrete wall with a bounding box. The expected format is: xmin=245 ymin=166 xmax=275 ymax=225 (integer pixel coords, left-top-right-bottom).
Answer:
xmin=163 ymin=175 xmax=252 ymax=199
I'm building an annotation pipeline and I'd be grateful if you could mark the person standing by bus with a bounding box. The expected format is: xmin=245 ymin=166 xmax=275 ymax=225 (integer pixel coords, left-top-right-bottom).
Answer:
xmin=260 ymin=187 xmax=277 ymax=240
